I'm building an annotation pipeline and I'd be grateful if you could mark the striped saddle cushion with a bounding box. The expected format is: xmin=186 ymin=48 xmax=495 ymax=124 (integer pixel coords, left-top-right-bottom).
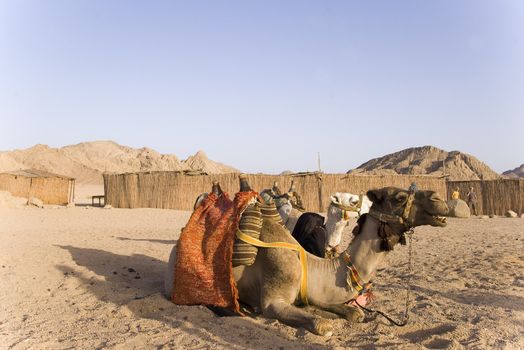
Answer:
xmin=232 ymin=201 xmax=284 ymax=267
xmin=232 ymin=202 xmax=263 ymax=267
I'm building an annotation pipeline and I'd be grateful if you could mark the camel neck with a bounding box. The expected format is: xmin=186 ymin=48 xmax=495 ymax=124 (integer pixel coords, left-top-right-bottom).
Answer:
xmin=346 ymin=217 xmax=388 ymax=283
xmin=324 ymin=212 xmax=347 ymax=248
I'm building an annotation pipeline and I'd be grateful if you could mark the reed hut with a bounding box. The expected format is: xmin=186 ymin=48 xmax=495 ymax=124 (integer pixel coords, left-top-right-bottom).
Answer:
xmin=0 ymin=169 xmax=75 ymax=205
xmin=104 ymin=171 xmax=446 ymax=211
xmin=447 ymin=179 xmax=523 ymax=216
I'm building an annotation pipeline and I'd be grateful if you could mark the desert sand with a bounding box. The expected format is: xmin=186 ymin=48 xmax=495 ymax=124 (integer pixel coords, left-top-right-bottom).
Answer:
xmin=1 ymin=205 xmax=523 ymax=349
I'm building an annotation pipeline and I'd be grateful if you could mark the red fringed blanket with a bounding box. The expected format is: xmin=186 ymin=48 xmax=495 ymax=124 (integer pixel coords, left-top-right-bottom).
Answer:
xmin=171 ymin=191 xmax=258 ymax=313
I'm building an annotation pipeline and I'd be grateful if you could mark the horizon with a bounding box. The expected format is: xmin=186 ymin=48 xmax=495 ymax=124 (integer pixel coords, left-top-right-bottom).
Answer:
xmin=2 ymin=139 xmax=519 ymax=175
xmin=1 ymin=1 xmax=523 ymax=173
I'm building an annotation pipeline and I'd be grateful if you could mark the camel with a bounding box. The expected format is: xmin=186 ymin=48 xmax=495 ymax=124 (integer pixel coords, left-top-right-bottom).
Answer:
xmin=165 ymin=180 xmax=448 ymax=336
xmin=290 ymin=192 xmax=372 ymax=257
xmin=261 ymin=181 xmax=304 ymax=232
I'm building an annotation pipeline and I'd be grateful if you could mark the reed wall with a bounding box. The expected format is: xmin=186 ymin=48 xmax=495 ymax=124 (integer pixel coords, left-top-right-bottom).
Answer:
xmin=447 ymin=179 xmax=523 ymax=215
xmin=0 ymin=172 xmax=74 ymax=205
xmin=104 ymin=172 xmax=447 ymax=211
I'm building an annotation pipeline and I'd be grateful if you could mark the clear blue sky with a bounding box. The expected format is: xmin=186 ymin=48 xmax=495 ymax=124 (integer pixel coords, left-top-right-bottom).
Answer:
xmin=1 ymin=0 xmax=522 ymax=173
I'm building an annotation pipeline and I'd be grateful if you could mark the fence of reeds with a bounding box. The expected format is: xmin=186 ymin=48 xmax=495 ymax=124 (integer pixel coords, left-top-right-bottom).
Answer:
xmin=103 ymin=171 xmax=447 ymax=212
xmin=446 ymin=179 xmax=523 ymax=215
xmin=0 ymin=170 xmax=74 ymax=205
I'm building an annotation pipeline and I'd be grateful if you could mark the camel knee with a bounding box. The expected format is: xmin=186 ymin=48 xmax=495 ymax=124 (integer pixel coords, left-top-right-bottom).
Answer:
xmin=261 ymin=300 xmax=287 ymax=319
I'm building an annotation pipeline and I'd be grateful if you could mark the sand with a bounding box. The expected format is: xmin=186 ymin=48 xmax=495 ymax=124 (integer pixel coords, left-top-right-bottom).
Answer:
xmin=1 ymin=207 xmax=523 ymax=349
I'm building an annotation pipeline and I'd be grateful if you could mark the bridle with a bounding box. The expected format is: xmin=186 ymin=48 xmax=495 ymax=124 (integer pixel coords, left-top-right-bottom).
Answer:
xmin=365 ymin=190 xmax=416 ymax=251
xmin=330 ymin=196 xmax=362 ymax=220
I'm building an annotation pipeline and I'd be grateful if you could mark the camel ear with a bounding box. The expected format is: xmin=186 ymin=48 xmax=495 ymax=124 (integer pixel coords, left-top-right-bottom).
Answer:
xmin=330 ymin=194 xmax=340 ymax=204
xmin=367 ymin=189 xmax=385 ymax=203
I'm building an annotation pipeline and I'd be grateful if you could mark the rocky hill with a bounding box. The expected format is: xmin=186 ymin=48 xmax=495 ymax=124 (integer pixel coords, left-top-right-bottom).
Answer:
xmin=348 ymin=145 xmax=500 ymax=180
xmin=0 ymin=141 xmax=238 ymax=184
xmin=502 ymin=164 xmax=524 ymax=178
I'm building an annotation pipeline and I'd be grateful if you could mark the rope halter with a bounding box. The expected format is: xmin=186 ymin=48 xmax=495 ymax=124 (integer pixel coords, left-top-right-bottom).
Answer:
xmin=330 ymin=199 xmax=361 ymax=220
xmin=367 ymin=190 xmax=416 ymax=251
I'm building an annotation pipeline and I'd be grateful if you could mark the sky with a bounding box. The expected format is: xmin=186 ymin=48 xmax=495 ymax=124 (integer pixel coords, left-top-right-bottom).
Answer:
xmin=1 ymin=0 xmax=522 ymax=174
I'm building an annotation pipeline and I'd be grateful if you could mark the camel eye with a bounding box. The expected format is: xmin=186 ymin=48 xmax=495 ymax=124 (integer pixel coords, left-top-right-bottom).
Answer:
xmin=396 ymin=194 xmax=408 ymax=202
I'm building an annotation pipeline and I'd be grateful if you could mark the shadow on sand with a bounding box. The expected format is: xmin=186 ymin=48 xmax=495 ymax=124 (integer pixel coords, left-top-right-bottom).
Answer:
xmin=115 ymin=237 xmax=176 ymax=245
xmin=411 ymin=285 xmax=524 ymax=312
xmin=55 ymin=244 xmax=323 ymax=349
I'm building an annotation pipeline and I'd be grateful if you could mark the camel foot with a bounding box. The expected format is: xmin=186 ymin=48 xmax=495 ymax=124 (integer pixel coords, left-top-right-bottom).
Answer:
xmin=344 ymin=306 xmax=364 ymax=323
xmin=311 ymin=318 xmax=333 ymax=336
xmin=315 ymin=303 xmax=365 ymax=323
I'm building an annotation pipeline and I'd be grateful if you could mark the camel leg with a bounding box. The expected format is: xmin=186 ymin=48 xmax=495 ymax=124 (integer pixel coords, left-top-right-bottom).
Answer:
xmin=312 ymin=302 xmax=364 ymax=323
xmin=262 ymin=300 xmax=333 ymax=336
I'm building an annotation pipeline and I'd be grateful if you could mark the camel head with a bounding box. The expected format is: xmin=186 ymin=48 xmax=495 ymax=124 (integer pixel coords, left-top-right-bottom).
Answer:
xmin=325 ymin=192 xmax=361 ymax=252
xmin=329 ymin=193 xmax=361 ymax=220
xmin=366 ymin=187 xmax=448 ymax=229
xmin=277 ymin=201 xmax=293 ymax=222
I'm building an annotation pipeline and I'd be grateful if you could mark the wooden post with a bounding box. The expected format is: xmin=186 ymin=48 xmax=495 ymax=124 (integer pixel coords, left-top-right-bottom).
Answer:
xmin=317 ymin=172 xmax=323 ymax=212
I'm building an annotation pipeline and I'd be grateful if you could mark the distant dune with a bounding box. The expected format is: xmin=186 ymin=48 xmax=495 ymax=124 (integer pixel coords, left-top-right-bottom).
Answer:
xmin=348 ymin=145 xmax=500 ymax=181
xmin=0 ymin=141 xmax=239 ymax=184
xmin=502 ymin=164 xmax=524 ymax=178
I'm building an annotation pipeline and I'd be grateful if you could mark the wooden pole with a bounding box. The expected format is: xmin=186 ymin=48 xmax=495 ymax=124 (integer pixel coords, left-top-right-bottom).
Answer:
xmin=317 ymin=173 xmax=323 ymax=212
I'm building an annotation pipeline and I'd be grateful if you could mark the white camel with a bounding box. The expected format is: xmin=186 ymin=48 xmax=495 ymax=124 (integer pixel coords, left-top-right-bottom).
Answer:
xmin=324 ymin=192 xmax=372 ymax=252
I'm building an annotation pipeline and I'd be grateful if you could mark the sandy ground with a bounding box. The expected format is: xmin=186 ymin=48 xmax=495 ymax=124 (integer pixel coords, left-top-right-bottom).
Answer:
xmin=74 ymin=184 xmax=105 ymax=205
xmin=1 ymin=207 xmax=523 ymax=350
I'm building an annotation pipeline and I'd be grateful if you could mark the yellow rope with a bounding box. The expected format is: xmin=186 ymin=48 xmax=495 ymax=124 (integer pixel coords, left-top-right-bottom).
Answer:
xmin=235 ymin=230 xmax=309 ymax=305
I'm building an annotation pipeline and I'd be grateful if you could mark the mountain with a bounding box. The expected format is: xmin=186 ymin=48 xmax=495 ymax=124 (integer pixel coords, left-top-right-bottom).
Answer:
xmin=348 ymin=145 xmax=500 ymax=180
xmin=182 ymin=150 xmax=237 ymax=174
xmin=502 ymin=164 xmax=524 ymax=178
xmin=0 ymin=141 xmax=239 ymax=184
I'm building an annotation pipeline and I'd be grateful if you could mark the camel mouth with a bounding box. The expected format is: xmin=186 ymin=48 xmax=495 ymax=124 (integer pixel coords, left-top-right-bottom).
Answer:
xmin=432 ymin=215 xmax=447 ymax=226
xmin=423 ymin=209 xmax=448 ymax=227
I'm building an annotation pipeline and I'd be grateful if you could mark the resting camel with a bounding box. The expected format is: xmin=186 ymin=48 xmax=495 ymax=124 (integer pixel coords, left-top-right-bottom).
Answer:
xmin=165 ymin=181 xmax=448 ymax=336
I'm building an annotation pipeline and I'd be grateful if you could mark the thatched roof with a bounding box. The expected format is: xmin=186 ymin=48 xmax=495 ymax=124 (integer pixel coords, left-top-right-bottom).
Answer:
xmin=1 ymin=169 xmax=74 ymax=180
